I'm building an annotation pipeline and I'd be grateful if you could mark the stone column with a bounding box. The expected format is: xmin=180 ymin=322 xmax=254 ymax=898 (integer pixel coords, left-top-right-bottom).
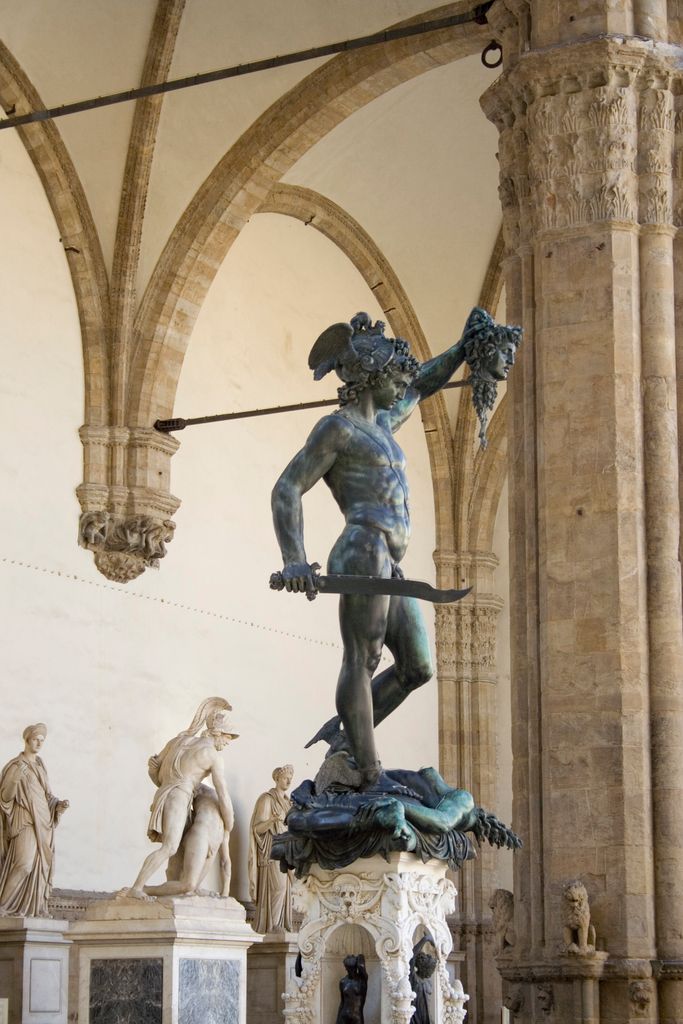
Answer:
xmin=482 ymin=5 xmax=683 ymax=1020
xmin=434 ymin=550 xmax=504 ymax=1024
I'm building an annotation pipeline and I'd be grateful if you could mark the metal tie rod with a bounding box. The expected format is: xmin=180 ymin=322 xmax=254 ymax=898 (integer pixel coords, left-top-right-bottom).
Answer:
xmin=0 ymin=4 xmax=494 ymax=130
xmin=154 ymin=378 xmax=471 ymax=433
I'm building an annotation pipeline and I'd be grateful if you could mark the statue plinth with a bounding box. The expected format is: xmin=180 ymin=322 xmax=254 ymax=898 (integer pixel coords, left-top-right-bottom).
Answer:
xmin=0 ymin=917 xmax=70 ymax=1024
xmin=70 ymin=895 xmax=260 ymax=1024
xmin=283 ymin=852 xmax=468 ymax=1024
xmin=247 ymin=931 xmax=299 ymax=1024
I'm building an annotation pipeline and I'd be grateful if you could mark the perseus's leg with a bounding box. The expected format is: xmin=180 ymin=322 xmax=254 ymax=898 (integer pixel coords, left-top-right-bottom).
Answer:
xmin=306 ymin=596 xmax=432 ymax=753
xmin=368 ymin=594 xmax=433 ymax=727
xmin=337 ymin=589 xmax=390 ymax=784
xmin=330 ymin=526 xmax=392 ymax=786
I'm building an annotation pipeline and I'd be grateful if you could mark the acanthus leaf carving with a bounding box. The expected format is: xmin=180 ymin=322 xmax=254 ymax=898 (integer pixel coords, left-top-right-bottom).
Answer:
xmin=640 ymin=183 xmax=672 ymax=225
xmin=588 ymin=87 xmax=629 ymax=131
xmin=639 ymin=88 xmax=673 ymax=133
xmin=589 ymin=181 xmax=636 ymax=223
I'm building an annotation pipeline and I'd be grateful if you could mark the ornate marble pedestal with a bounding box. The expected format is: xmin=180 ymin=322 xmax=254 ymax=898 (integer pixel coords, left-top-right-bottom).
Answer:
xmin=0 ymin=917 xmax=70 ymax=1024
xmin=283 ymin=852 xmax=469 ymax=1024
xmin=69 ymin=895 xmax=260 ymax=1024
xmin=246 ymin=932 xmax=299 ymax=1024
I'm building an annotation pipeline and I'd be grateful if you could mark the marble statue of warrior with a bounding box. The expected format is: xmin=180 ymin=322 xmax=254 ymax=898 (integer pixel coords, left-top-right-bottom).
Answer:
xmin=272 ymin=310 xmax=518 ymax=787
xmin=144 ymin=784 xmax=232 ymax=898
xmin=248 ymin=764 xmax=294 ymax=933
xmin=0 ymin=724 xmax=69 ymax=917
xmin=127 ymin=697 xmax=237 ymax=899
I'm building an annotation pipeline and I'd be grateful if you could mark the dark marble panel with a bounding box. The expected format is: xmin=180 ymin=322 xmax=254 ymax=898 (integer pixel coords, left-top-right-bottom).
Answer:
xmin=179 ymin=958 xmax=240 ymax=1024
xmin=89 ymin=957 xmax=163 ymax=1024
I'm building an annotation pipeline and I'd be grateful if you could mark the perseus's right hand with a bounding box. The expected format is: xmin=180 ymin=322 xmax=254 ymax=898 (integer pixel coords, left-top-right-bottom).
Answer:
xmin=270 ymin=561 xmax=321 ymax=600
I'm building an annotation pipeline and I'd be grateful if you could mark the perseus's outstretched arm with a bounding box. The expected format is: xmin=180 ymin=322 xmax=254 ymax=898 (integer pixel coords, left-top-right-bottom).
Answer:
xmin=386 ymin=337 xmax=466 ymax=431
xmin=387 ymin=337 xmax=466 ymax=430
xmin=412 ymin=336 xmax=466 ymax=400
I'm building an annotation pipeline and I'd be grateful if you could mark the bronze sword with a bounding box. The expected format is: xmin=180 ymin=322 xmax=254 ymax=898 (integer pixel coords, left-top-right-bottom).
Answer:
xmin=269 ymin=567 xmax=471 ymax=603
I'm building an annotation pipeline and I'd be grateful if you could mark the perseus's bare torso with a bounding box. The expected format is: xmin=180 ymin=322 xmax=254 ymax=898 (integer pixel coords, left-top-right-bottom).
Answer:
xmin=324 ymin=410 xmax=410 ymax=561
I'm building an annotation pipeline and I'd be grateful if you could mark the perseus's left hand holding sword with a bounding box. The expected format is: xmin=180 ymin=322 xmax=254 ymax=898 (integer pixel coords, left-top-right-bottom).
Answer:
xmin=269 ymin=563 xmax=471 ymax=604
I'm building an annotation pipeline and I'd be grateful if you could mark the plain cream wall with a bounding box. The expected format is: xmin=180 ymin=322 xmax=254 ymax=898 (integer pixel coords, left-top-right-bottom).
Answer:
xmin=0 ymin=134 xmax=441 ymax=900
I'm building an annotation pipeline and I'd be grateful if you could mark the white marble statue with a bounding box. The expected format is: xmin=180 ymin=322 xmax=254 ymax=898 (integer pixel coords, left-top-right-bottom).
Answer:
xmin=0 ymin=723 xmax=69 ymax=917
xmin=143 ymin=783 xmax=232 ymax=897
xmin=248 ymin=764 xmax=294 ymax=933
xmin=127 ymin=697 xmax=237 ymax=899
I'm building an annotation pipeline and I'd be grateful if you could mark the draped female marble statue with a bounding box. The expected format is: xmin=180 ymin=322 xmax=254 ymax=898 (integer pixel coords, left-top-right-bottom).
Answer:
xmin=0 ymin=724 xmax=69 ymax=917
xmin=248 ymin=764 xmax=294 ymax=933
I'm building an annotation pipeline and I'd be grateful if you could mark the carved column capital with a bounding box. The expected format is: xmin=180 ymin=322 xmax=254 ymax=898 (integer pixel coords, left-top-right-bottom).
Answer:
xmin=482 ymin=39 xmax=683 ymax=246
xmin=433 ymin=548 xmax=499 ymax=590
xmin=435 ymin=596 xmax=503 ymax=680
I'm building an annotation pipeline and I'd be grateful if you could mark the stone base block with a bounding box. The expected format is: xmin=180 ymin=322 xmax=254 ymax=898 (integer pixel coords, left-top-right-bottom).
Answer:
xmin=246 ymin=932 xmax=299 ymax=1024
xmin=0 ymin=917 xmax=70 ymax=1024
xmin=69 ymin=895 xmax=260 ymax=1024
xmin=285 ymin=852 xmax=469 ymax=1024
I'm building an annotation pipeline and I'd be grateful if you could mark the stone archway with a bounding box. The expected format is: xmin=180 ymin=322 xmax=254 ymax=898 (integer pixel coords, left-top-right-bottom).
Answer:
xmin=0 ymin=42 xmax=109 ymax=426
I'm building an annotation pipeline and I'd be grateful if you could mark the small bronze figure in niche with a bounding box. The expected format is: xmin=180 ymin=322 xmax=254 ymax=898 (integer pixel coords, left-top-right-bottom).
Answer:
xmin=336 ymin=953 xmax=368 ymax=1024
xmin=409 ymin=933 xmax=438 ymax=1024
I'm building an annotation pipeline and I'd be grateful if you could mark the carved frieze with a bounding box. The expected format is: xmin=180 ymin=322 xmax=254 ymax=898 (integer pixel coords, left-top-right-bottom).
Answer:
xmin=435 ymin=600 xmax=502 ymax=679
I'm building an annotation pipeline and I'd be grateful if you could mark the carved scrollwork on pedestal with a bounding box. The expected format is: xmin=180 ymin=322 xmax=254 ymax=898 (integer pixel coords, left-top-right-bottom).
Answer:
xmin=282 ymin=957 xmax=321 ymax=1024
xmin=437 ymin=963 xmax=468 ymax=1024
xmin=78 ymin=511 xmax=176 ymax=582
xmin=286 ymin=865 xmax=467 ymax=1024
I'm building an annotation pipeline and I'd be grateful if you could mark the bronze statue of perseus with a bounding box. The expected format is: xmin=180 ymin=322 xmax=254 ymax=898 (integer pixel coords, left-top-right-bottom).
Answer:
xmin=272 ymin=308 xmax=520 ymax=788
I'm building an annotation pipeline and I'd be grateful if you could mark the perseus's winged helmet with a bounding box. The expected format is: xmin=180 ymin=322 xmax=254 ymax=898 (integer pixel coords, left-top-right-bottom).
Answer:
xmin=308 ymin=313 xmax=398 ymax=384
